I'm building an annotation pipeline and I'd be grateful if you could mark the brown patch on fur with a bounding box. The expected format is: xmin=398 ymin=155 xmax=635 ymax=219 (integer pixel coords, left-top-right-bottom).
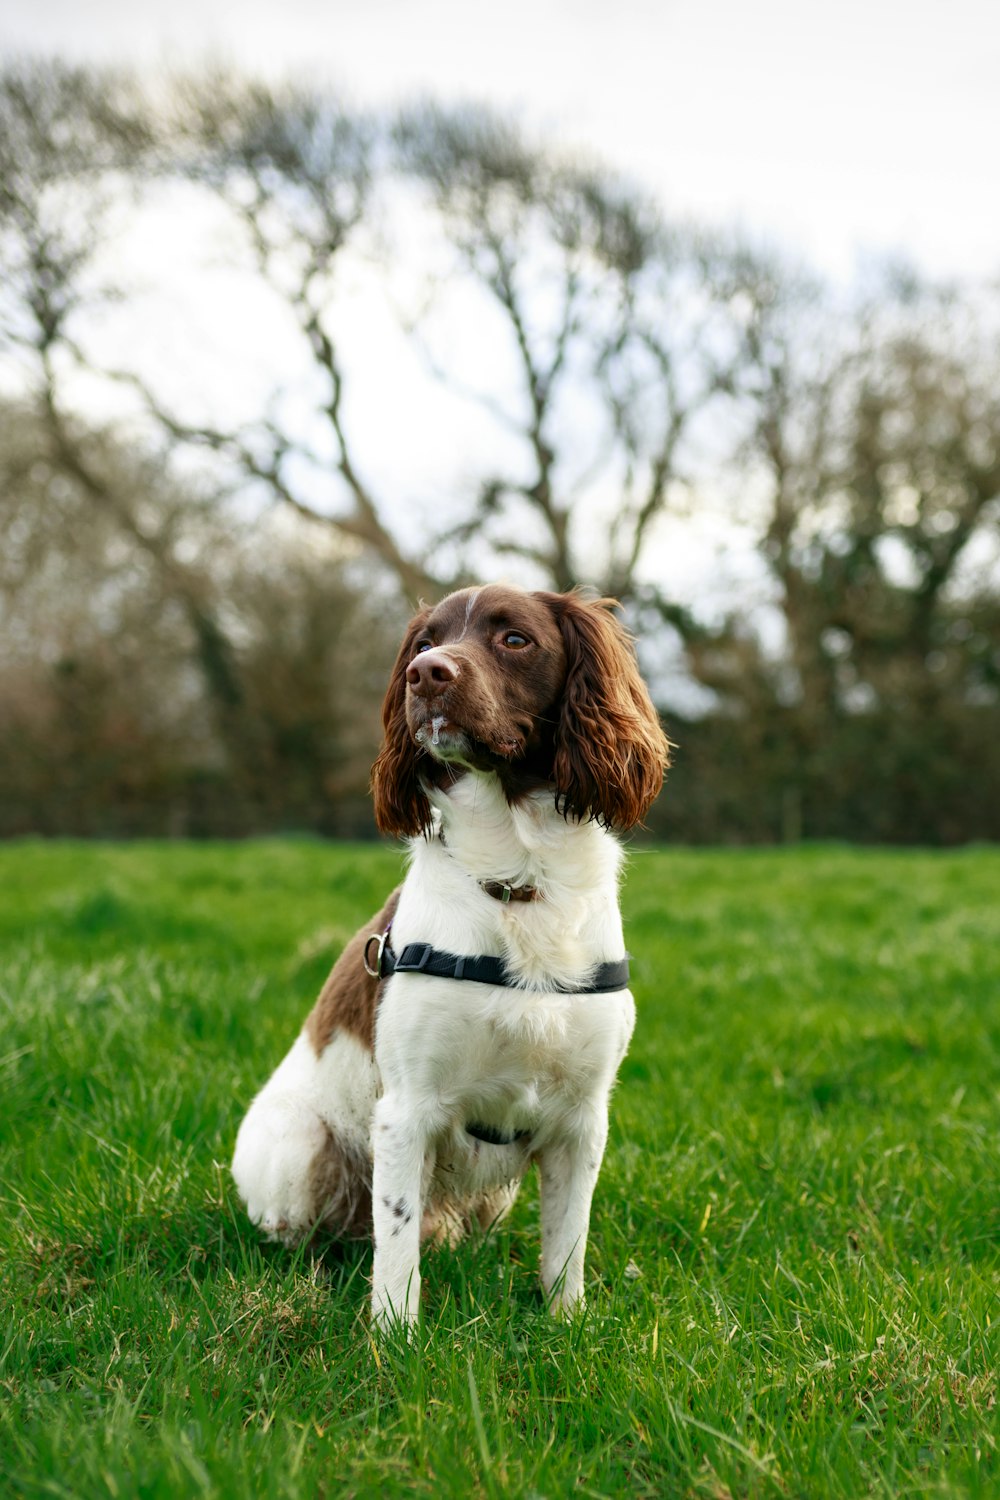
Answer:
xmin=370 ymin=609 xmax=435 ymax=838
xmin=420 ymin=1183 xmax=521 ymax=1246
xmin=304 ymin=887 xmax=401 ymax=1056
xmin=540 ymin=591 xmax=672 ymax=829
xmin=309 ymin=1124 xmax=373 ymax=1240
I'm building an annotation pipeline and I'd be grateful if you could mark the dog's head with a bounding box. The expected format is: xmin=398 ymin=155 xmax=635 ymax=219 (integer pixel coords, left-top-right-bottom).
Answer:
xmin=371 ymin=584 xmax=670 ymax=836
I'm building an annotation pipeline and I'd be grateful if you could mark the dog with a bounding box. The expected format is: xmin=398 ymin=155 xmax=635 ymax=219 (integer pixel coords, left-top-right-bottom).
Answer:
xmin=232 ymin=584 xmax=669 ymax=1328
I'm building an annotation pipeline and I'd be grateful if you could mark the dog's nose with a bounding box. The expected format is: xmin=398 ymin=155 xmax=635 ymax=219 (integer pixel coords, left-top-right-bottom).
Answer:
xmin=406 ymin=649 xmax=459 ymax=698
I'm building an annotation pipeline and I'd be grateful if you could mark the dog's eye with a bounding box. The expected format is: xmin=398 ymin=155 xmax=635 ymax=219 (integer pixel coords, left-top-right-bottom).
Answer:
xmin=501 ymin=631 xmax=530 ymax=650
xmin=414 ymin=639 xmax=433 ymax=654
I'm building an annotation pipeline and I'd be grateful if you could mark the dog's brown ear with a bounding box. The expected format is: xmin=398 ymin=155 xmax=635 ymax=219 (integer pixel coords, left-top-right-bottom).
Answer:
xmin=542 ymin=592 xmax=671 ymax=830
xmin=370 ymin=607 xmax=433 ymax=837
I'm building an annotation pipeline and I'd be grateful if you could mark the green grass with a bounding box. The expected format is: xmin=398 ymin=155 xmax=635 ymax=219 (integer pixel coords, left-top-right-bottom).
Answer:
xmin=1 ymin=839 xmax=998 ymax=1499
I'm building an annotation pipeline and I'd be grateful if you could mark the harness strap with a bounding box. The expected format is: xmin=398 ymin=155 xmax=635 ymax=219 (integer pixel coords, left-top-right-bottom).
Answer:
xmin=466 ymin=1122 xmax=531 ymax=1146
xmin=365 ymin=931 xmax=630 ymax=994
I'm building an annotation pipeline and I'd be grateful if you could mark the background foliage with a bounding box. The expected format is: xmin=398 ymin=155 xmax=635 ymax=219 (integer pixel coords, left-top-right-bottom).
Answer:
xmin=1 ymin=60 xmax=998 ymax=842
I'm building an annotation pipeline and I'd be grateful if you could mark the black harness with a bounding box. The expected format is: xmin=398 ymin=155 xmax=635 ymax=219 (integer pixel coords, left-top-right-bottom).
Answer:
xmin=361 ymin=861 xmax=631 ymax=1147
xmin=364 ymin=930 xmax=630 ymax=994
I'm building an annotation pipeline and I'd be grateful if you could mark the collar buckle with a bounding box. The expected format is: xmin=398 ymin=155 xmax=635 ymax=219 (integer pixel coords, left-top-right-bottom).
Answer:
xmin=479 ymin=878 xmax=539 ymax=904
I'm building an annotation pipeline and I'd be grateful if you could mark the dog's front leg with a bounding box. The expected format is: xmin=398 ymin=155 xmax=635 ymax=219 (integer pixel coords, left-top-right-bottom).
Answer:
xmin=370 ymin=1093 xmax=430 ymax=1331
xmin=537 ymin=1110 xmax=609 ymax=1317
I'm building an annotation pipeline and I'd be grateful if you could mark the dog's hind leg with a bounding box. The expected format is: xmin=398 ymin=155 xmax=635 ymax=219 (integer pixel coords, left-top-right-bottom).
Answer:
xmin=232 ymin=1033 xmax=373 ymax=1244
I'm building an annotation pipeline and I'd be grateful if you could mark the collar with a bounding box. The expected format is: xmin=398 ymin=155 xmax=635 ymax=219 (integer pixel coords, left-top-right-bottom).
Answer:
xmin=478 ymin=878 xmax=540 ymax=904
xmin=437 ymin=828 xmax=540 ymax=905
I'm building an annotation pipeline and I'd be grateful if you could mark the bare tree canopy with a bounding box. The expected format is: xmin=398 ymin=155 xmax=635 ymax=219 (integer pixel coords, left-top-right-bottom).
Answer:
xmin=1 ymin=59 xmax=997 ymax=842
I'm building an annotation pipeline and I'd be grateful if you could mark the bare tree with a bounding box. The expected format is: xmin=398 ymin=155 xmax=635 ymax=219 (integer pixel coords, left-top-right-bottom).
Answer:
xmin=396 ymin=103 xmax=744 ymax=599
xmin=3 ymin=59 xmax=997 ymax=841
xmin=0 ymin=63 xmax=405 ymax=824
xmin=141 ymin=73 xmax=438 ymax=601
xmin=0 ymin=395 xmax=402 ymax=834
xmin=2 ymin=67 xmax=760 ymax=610
xmin=657 ymin=264 xmax=1000 ymax=839
xmin=738 ymin=268 xmax=1000 ymax=716
xmin=0 ymin=61 xmax=259 ymax=738
xmin=0 ymin=59 xmax=150 ymax=358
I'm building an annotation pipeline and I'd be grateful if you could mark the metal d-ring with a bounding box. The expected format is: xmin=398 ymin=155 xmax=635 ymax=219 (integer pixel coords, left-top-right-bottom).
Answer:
xmin=363 ymin=929 xmax=388 ymax=978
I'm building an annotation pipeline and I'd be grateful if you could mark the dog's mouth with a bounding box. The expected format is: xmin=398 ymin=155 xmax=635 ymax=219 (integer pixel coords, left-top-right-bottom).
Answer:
xmin=412 ymin=714 xmax=526 ymax=766
xmin=414 ymin=715 xmax=465 ymax=754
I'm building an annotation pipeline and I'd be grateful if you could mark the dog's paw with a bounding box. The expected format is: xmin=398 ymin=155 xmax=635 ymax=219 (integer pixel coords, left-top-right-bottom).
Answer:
xmin=371 ymin=1287 xmax=420 ymax=1337
xmin=543 ymin=1275 xmax=586 ymax=1320
xmin=232 ymin=1095 xmax=329 ymax=1245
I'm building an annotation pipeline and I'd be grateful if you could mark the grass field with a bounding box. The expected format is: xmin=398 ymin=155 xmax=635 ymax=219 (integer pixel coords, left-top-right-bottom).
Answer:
xmin=1 ymin=839 xmax=998 ymax=1499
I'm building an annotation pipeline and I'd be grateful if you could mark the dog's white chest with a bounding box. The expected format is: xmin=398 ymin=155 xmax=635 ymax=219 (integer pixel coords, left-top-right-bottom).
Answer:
xmin=375 ymin=974 xmax=635 ymax=1184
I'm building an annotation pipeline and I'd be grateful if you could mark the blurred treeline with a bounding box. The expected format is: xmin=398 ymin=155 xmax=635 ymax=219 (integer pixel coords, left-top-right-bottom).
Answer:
xmin=1 ymin=61 xmax=998 ymax=843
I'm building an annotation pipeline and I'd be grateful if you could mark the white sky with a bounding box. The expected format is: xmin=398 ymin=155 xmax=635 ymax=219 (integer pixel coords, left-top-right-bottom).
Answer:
xmin=3 ymin=0 xmax=999 ymax=281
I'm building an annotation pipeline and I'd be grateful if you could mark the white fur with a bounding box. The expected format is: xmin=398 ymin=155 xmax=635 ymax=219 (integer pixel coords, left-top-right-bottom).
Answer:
xmin=232 ymin=772 xmax=635 ymax=1330
xmin=232 ymin=1029 xmax=377 ymax=1244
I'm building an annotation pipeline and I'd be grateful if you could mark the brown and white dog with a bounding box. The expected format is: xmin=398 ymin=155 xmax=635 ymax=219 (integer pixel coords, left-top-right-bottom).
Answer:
xmin=232 ymin=585 xmax=669 ymax=1328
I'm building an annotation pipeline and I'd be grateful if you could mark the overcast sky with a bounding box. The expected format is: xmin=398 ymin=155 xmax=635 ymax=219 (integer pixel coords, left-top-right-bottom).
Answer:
xmin=4 ymin=0 xmax=998 ymax=281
